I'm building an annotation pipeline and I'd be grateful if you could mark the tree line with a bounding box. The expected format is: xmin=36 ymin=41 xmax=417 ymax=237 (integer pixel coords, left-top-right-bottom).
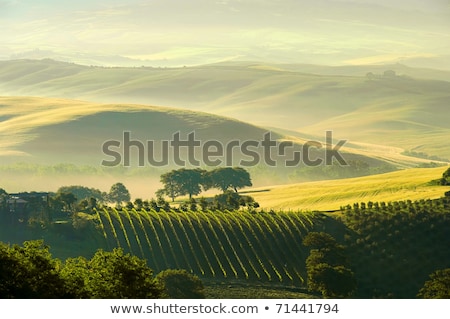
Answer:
xmin=0 ymin=167 xmax=258 ymax=229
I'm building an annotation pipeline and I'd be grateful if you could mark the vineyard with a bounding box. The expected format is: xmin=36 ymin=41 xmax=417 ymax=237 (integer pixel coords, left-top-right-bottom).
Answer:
xmin=94 ymin=208 xmax=324 ymax=285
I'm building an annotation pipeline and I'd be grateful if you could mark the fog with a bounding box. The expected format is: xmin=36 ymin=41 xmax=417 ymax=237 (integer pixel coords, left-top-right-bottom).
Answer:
xmin=1 ymin=0 xmax=449 ymax=69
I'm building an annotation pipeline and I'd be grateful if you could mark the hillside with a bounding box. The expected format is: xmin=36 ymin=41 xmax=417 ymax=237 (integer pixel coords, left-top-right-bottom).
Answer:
xmin=0 ymin=96 xmax=276 ymax=164
xmin=0 ymin=59 xmax=449 ymax=159
xmin=0 ymin=96 xmax=400 ymax=197
xmin=247 ymin=167 xmax=450 ymax=211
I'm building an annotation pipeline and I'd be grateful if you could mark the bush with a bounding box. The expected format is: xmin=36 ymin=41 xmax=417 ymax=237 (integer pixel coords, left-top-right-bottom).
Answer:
xmin=156 ymin=269 xmax=205 ymax=299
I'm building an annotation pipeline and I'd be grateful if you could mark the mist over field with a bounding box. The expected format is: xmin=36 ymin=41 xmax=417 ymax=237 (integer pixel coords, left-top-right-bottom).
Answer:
xmin=1 ymin=0 xmax=449 ymax=69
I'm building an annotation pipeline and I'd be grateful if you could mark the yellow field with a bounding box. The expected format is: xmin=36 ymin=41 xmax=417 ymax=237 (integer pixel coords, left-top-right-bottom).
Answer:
xmin=248 ymin=167 xmax=450 ymax=211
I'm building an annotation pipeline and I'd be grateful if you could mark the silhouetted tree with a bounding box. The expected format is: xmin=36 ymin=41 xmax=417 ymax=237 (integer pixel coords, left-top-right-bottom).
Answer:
xmin=160 ymin=169 xmax=206 ymax=200
xmin=206 ymin=167 xmax=252 ymax=193
xmin=108 ymin=182 xmax=130 ymax=207
xmin=159 ymin=170 xmax=183 ymax=202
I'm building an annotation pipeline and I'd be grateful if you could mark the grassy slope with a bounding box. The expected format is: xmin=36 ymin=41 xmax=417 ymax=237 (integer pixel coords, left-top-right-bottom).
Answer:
xmin=0 ymin=96 xmax=394 ymax=197
xmin=248 ymin=167 xmax=450 ymax=211
xmin=1 ymin=59 xmax=449 ymax=159
xmin=0 ymin=96 xmax=276 ymax=160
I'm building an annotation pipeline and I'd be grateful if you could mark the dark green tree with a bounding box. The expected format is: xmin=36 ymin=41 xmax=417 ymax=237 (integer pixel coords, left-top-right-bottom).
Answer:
xmin=57 ymin=185 xmax=104 ymax=203
xmin=206 ymin=167 xmax=252 ymax=193
xmin=212 ymin=190 xmax=259 ymax=210
xmin=440 ymin=167 xmax=450 ymax=185
xmin=417 ymin=268 xmax=450 ymax=299
xmin=160 ymin=169 xmax=206 ymax=200
xmin=134 ymin=198 xmax=144 ymax=210
xmin=156 ymin=269 xmax=205 ymax=299
xmin=54 ymin=191 xmax=78 ymax=213
xmin=303 ymin=232 xmax=340 ymax=250
xmin=0 ymin=240 xmax=69 ymax=298
xmin=59 ymin=256 xmax=92 ymax=298
xmin=177 ymin=168 xmax=206 ymax=199
xmin=303 ymin=232 xmax=355 ymax=298
xmin=87 ymin=248 xmax=162 ymax=298
xmin=62 ymin=248 xmax=163 ymax=299
xmin=306 ymin=263 xmax=356 ymax=298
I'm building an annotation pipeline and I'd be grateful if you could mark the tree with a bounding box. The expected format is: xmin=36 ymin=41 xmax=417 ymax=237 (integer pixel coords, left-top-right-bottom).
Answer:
xmin=0 ymin=189 xmax=9 ymax=216
xmin=57 ymin=185 xmax=105 ymax=203
xmin=160 ymin=169 xmax=206 ymax=200
xmin=440 ymin=167 xmax=450 ymax=185
xmin=59 ymin=256 xmax=92 ymax=298
xmin=156 ymin=269 xmax=205 ymax=299
xmin=198 ymin=197 xmax=208 ymax=211
xmin=76 ymin=197 xmax=98 ymax=213
xmin=417 ymin=268 xmax=450 ymax=299
xmin=177 ymin=168 xmax=206 ymax=199
xmin=108 ymin=182 xmax=130 ymax=206
xmin=206 ymin=167 xmax=252 ymax=193
xmin=306 ymin=263 xmax=356 ymax=298
xmin=134 ymin=198 xmax=143 ymax=210
xmin=303 ymin=232 xmax=341 ymax=250
xmin=383 ymin=70 xmax=396 ymax=77
xmin=366 ymin=72 xmax=375 ymax=80
xmin=54 ymin=191 xmax=78 ymax=213
xmin=303 ymin=232 xmax=355 ymax=298
xmin=0 ymin=240 xmax=69 ymax=298
xmin=66 ymin=248 xmax=163 ymax=299
xmin=213 ymin=190 xmax=241 ymax=210
xmin=159 ymin=170 xmax=183 ymax=202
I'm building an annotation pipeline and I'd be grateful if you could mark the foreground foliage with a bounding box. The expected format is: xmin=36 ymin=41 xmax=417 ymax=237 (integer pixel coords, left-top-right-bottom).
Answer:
xmin=417 ymin=268 xmax=450 ymax=299
xmin=0 ymin=240 xmax=163 ymax=299
xmin=1 ymin=192 xmax=449 ymax=299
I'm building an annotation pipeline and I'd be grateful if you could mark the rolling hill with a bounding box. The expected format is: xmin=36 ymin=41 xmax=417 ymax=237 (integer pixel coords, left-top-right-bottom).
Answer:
xmin=0 ymin=96 xmax=401 ymax=197
xmin=0 ymin=59 xmax=449 ymax=160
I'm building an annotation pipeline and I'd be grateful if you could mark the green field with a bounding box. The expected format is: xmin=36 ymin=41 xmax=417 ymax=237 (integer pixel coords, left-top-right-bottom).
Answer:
xmin=248 ymin=167 xmax=450 ymax=211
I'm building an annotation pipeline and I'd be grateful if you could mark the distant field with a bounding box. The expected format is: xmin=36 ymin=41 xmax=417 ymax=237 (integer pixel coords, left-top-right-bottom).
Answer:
xmin=247 ymin=167 xmax=450 ymax=211
xmin=1 ymin=59 xmax=449 ymax=159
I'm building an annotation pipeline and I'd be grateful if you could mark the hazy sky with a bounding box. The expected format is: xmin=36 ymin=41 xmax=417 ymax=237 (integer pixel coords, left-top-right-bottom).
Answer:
xmin=1 ymin=0 xmax=449 ymax=68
